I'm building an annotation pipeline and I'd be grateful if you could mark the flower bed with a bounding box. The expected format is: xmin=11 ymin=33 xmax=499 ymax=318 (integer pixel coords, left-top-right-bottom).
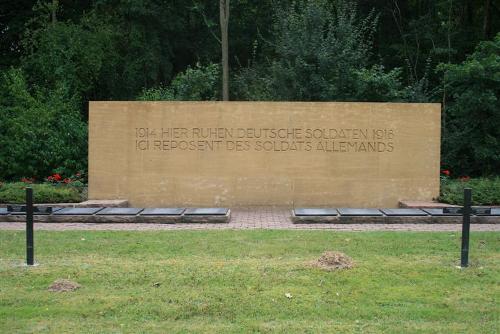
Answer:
xmin=0 ymin=172 xmax=86 ymax=204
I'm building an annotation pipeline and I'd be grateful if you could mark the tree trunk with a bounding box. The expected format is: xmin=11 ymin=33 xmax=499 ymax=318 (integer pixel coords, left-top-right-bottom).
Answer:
xmin=220 ymin=0 xmax=229 ymax=101
xmin=483 ymin=0 xmax=491 ymax=39
xmin=51 ymin=0 xmax=58 ymax=25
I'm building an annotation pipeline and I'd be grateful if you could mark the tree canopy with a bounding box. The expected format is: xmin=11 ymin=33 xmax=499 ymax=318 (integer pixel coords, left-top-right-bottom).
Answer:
xmin=0 ymin=0 xmax=498 ymax=179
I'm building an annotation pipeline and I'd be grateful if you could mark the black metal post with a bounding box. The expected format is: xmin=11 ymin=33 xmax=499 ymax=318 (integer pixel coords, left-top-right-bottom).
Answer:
xmin=26 ymin=187 xmax=34 ymax=266
xmin=460 ymin=188 xmax=472 ymax=268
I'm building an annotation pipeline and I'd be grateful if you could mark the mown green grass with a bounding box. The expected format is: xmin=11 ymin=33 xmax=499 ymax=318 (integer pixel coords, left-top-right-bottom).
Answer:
xmin=0 ymin=230 xmax=498 ymax=333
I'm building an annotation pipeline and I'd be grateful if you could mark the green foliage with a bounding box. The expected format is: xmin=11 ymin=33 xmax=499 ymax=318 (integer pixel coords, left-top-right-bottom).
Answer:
xmin=439 ymin=177 xmax=500 ymax=206
xmin=352 ymin=65 xmax=404 ymax=101
xmin=138 ymin=63 xmax=220 ymax=101
xmin=20 ymin=1 xmax=199 ymax=102
xmin=0 ymin=0 xmax=499 ymax=179
xmin=137 ymin=86 xmax=175 ymax=101
xmin=94 ymin=2 xmax=176 ymax=99
xmin=233 ymin=64 xmax=275 ymax=100
xmin=0 ymin=68 xmax=87 ymax=180
xmin=234 ymin=0 xmax=405 ymax=102
xmin=22 ymin=14 xmax=115 ymax=104
xmin=439 ymin=34 xmax=500 ymax=176
xmin=0 ymin=182 xmax=85 ymax=204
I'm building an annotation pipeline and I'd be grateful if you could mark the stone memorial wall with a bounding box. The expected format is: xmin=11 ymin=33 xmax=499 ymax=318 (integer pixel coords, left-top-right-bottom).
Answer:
xmin=89 ymin=102 xmax=441 ymax=207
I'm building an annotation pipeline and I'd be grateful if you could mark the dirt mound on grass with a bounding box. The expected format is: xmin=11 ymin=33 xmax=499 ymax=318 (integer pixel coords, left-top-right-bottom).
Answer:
xmin=310 ymin=251 xmax=354 ymax=271
xmin=48 ymin=279 xmax=81 ymax=292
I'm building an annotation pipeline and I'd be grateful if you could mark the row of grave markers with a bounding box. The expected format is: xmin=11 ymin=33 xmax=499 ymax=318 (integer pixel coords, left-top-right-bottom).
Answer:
xmin=4 ymin=206 xmax=498 ymax=218
xmin=14 ymin=187 xmax=481 ymax=268
xmin=293 ymin=207 xmax=497 ymax=216
xmin=2 ymin=207 xmax=229 ymax=216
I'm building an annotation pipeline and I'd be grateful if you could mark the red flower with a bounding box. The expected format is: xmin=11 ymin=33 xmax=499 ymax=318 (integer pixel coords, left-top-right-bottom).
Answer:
xmin=21 ymin=177 xmax=34 ymax=183
xmin=459 ymin=176 xmax=470 ymax=182
xmin=63 ymin=178 xmax=71 ymax=184
xmin=441 ymin=170 xmax=450 ymax=176
xmin=47 ymin=176 xmax=54 ymax=182
xmin=76 ymin=172 xmax=81 ymax=177
xmin=53 ymin=174 xmax=62 ymax=181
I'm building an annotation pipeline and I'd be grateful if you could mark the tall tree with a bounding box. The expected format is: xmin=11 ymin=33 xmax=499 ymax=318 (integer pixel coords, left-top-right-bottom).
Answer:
xmin=50 ymin=0 xmax=58 ymax=24
xmin=220 ymin=0 xmax=229 ymax=100
xmin=483 ymin=0 xmax=492 ymax=38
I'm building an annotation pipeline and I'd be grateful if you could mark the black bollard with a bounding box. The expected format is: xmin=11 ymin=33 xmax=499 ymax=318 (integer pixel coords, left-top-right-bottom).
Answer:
xmin=460 ymin=188 xmax=472 ymax=268
xmin=26 ymin=187 xmax=34 ymax=266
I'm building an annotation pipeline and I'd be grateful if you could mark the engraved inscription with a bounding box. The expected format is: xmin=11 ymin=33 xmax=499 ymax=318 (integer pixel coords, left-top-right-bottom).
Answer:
xmin=134 ymin=127 xmax=395 ymax=153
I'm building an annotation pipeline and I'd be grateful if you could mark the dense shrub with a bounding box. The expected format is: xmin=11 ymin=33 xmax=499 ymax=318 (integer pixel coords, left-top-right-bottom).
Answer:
xmin=0 ymin=182 xmax=85 ymax=204
xmin=0 ymin=68 xmax=87 ymax=180
xmin=438 ymin=34 xmax=500 ymax=176
xmin=22 ymin=7 xmax=174 ymax=101
xmin=22 ymin=15 xmax=115 ymax=104
xmin=233 ymin=0 xmax=405 ymax=102
xmin=439 ymin=177 xmax=500 ymax=206
xmin=138 ymin=63 xmax=220 ymax=101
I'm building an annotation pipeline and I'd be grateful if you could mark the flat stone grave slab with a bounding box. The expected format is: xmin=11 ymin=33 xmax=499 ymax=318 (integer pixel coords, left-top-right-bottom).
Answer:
xmin=6 ymin=206 xmax=60 ymax=215
xmin=182 ymin=208 xmax=230 ymax=224
xmin=7 ymin=205 xmax=25 ymax=213
xmin=423 ymin=208 xmax=462 ymax=216
xmin=294 ymin=208 xmax=338 ymax=216
xmin=140 ymin=208 xmax=185 ymax=216
xmin=292 ymin=208 xmax=339 ymax=224
xmin=443 ymin=207 xmax=463 ymax=214
xmin=338 ymin=208 xmax=383 ymax=216
xmin=54 ymin=207 xmax=104 ymax=215
xmin=34 ymin=207 xmax=62 ymax=215
xmin=399 ymin=200 xmax=460 ymax=208
xmin=11 ymin=206 xmax=62 ymax=215
xmin=76 ymin=199 xmax=128 ymax=208
xmin=490 ymin=208 xmax=500 ymax=216
xmin=184 ymin=208 xmax=229 ymax=215
xmin=0 ymin=208 xmax=9 ymax=215
xmin=381 ymin=208 xmax=428 ymax=216
xmin=37 ymin=207 xmax=62 ymax=215
xmin=97 ymin=208 xmax=144 ymax=215
xmin=472 ymin=207 xmax=492 ymax=215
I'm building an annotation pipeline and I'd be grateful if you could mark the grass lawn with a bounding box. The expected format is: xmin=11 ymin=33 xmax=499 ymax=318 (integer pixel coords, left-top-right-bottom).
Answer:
xmin=0 ymin=230 xmax=498 ymax=333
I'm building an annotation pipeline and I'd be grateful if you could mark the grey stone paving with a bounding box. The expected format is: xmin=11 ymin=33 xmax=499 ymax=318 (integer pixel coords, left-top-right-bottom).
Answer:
xmin=0 ymin=207 xmax=499 ymax=232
